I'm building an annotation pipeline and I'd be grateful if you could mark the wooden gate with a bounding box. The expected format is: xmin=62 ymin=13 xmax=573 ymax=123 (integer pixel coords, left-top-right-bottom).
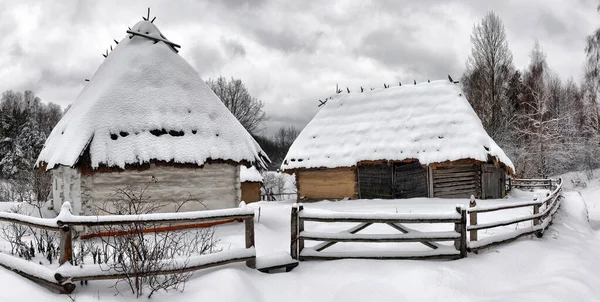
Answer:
xmin=393 ymin=162 xmax=428 ymax=198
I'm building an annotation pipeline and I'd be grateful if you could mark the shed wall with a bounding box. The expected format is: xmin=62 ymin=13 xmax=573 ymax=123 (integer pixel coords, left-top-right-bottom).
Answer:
xmin=241 ymin=182 xmax=261 ymax=203
xmin=297 ymin=168 xmax=356 ymax=200
xmin=431 ymin=162 xmax=481 ymax=198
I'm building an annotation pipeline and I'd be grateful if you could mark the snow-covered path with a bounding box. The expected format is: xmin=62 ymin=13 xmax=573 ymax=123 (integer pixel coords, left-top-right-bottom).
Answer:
xmin=0 ymin=190 xmax=598 ymax=301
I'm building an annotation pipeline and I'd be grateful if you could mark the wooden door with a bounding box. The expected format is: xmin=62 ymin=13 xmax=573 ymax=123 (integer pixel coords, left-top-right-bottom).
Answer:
xmin=482 ymin=164 xmax=504 ymax=199
xmin=358 ymin=163 xmax=392 ymax=199
xmin=392 ymin=162 xmax=428 ymax=198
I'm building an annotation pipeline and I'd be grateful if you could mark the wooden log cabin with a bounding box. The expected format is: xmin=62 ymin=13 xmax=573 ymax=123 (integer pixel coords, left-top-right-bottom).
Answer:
xmin=35 ymin=18 xmax=268 ymax=215
xmin=281 ymin=80 xmax=513 ymax=200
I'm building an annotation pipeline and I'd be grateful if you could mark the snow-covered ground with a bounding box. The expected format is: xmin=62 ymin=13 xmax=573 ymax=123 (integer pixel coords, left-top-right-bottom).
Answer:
xmin=0 ymin=183 xmax=599 ymax=301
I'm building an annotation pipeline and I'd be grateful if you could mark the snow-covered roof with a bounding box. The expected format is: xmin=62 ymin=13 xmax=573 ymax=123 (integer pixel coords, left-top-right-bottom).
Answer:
xmin=37 ymin=20 xmax=268 ymax=171
xmin=240 ymin=166 xmax=263 ymax=183
xmin=281 ymin=80 xmax=514 ymax=172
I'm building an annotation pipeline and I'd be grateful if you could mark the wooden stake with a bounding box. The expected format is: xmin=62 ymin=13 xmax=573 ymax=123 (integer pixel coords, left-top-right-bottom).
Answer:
xmin=298 ymin=205 xmax=305 ymax=259
xmin=533 ymin=195 xmax=540 ymax=226
xmin=455 ymin=206 xmax=467 ymax=258
xmin=469 ymin=195 xmax=477 ymax=242
xmin=245 ymin=217 xmax=255 ymax=268
xmin=290 ymin=205 xmax=298 ymax=259
xmin=59 ymin=225 xmax=73 ymax=265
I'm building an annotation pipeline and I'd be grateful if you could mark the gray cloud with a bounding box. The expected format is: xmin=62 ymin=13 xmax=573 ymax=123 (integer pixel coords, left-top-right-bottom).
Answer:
xmin=220 ymin=37 xmax=246 ymax=58
xmin=0 ymin=0 xmax=596 ymax=136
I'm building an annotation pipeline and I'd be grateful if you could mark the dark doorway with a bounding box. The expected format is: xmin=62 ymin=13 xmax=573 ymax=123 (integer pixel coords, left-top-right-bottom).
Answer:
xmin=392 ymin=162 xmax=428 ymax=198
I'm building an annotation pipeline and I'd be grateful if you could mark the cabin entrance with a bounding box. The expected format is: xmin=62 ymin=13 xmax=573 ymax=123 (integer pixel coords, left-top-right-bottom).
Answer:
xmin=392 ymin=162 xmax=428 ymax=198
xmin=357 ymin=161 xmax=428 ymax=199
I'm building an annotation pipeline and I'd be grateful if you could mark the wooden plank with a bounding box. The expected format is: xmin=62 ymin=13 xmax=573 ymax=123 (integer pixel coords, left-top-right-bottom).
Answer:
xmin=434 ymin=179 xmax=479 ymax=188
xmin=0 ymin=262 xmax=74 ymax=294
xmin=299 ymin=252 xmax=461 ymax=261
xmin=299 ymin=231 xmax=459 ymax=242
xmin=468 ymin=200 xmax=544 ymax=213
xmin=58 ymin=213 xmax=254 ymax=227
xmin=433 ymin=171 xmax=478 ymax=179
xmin=57 ymin=256 xmax=254 ymax=282
xmin=434 ymin=183 xmax=478 ymax=192
xmin=300 ymin=216 xmax=461 ymax=223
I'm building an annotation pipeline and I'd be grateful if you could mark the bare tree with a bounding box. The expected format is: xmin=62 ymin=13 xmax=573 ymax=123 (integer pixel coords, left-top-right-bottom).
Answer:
xmin=207 ymin=76 xmax=267 ymax=136
xmin=462 ymin=11 xmax=514 ymax=140
xmin=95 ymin=180 xmax=220 ymax=298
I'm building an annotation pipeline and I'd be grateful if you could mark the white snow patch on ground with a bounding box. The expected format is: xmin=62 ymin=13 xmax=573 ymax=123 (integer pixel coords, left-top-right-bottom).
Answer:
xmin=0 ymin=187 xmax=598 ymax=301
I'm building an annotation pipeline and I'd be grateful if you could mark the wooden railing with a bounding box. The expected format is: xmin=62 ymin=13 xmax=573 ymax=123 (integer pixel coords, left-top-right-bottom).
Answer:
xmin=290 ymin=204 xmax=467 ymax=261
xmin=0 ymin=202 xmax=256 ymax=294
xmin=468 ymin=178 xmax=562 ymax=252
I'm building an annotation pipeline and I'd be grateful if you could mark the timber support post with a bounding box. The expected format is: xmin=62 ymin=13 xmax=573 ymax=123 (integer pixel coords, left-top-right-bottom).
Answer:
xmin=454 ymin=206 xmax=467 ymax=258
xmin=290 ymin=205 xmax=299 ymax=260
xmin=298 ymin=204 xmax=305 ymax=260
xmin=533 ymin=195 xmax=540 ymax=227
xmin=245 ymin=216 xmax=256 ymax=268
xmin=59 ymin=225 xmax=73 ymax=266
xmin=468 ymin=195 xmax=477 ymax=243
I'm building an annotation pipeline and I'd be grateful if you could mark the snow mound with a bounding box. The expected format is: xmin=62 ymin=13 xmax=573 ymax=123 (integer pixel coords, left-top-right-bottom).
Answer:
xmin=36 ymin=20 xmax=267 ymax=171
xmin=281 ymin=80 xmax=513 ymax=171
xmin=240 ymin=166 xmax=263 ymax=183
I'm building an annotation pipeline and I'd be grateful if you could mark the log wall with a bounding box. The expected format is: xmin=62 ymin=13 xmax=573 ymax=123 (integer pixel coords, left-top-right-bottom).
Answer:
xmin=297 ymin=168 xmax=357 ymax=200
xmin=431 ymin=163 xmax=481 ymax=199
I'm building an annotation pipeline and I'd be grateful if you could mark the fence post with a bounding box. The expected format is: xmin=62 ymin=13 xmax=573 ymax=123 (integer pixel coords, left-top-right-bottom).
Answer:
xmin=454 ymin=206 xmax=467 ymax=258
xmin=290 ymin=205 xmax=298 ymax=260
xmin=468 ymin=195 xmax=477 ymax=242
xmin=59 ymin=225 xmax=73 ymax=265
xmin=548 ymin=179 xmax=553 ymax=191
xmin=245 ymin=216 xmax=256 ymax=268
xmin=298 ymin=204 xmax=305 ymax=260
xmin=508 ymin=177 xmax=512 ymax=192
xmin=533 ymin=195 xmax=540 ymax=227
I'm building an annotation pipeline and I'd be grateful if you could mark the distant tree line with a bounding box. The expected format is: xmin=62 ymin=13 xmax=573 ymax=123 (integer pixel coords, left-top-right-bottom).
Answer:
xmin=0 ymin=91 xmax=63 ymax=201
xmin=462 ymin=8 xmax=600 ymax=178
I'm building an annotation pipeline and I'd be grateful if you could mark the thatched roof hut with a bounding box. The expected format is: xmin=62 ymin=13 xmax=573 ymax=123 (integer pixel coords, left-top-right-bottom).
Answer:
xmin=282 ymin=80 xmax=513 ymax=200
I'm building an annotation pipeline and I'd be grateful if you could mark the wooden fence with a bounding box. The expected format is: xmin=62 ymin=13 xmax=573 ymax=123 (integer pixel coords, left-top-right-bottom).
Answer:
xmin=0 ymin=202 xmax=256 ymax=294
xmin=467 ymin=178 xmax=562 ymax=252
xmin=290 ymin=204 xmax=467 ymax=261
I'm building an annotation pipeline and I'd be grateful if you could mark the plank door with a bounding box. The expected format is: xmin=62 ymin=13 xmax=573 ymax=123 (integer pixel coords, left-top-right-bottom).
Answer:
xmin=357 ymin=163 xmax=392 ymax=199
xmin=482 ymin=164 xmax=505 ymax=199
xmin=392 ymin=162 xmax=428 ymax=198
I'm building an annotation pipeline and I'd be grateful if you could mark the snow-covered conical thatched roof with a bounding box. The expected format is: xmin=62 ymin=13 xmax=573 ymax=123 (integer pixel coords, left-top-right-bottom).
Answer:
xmin=281 ymin=80 xmax=514 ymax=172
xmin=37 ymin=20 xmax=268 ymax=171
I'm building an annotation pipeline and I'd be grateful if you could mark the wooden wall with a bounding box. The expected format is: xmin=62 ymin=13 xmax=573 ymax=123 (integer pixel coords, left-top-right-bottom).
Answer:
xmin=431 ymin=162 xmax=481 ymax=199
xmin=52 ymin=166 xmax=82 ymax=214
xmin=78 ymin=163 xmax=239 ymax=214
xmin=241 ymin=182 xmax=261 ymax=203
xmin=297 ymin=168 xmax=357 ymax=200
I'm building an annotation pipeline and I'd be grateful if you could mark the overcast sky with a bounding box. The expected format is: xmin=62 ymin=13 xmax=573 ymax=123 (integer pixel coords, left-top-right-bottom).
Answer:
xmin=0 ymin=0 xmax=598 ymax=135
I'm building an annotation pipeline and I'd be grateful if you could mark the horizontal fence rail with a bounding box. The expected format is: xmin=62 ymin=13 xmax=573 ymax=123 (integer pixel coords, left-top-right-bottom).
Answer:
xmin=290 ymin=205 xmax=467 ymax=261
xmin=0 ymin=202 xmax=256 ymax=294
xmin=468 ymin=178 xmax=563 ymax=252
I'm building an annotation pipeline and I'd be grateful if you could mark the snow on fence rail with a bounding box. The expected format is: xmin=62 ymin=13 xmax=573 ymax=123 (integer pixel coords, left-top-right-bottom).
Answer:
xmin=468 ymin=178 xmax=563 ymax=252
xmin=0 ymin=202 xmax=256 ymax=294
xmin=290 ymin=205 xmax=468 ymax=261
